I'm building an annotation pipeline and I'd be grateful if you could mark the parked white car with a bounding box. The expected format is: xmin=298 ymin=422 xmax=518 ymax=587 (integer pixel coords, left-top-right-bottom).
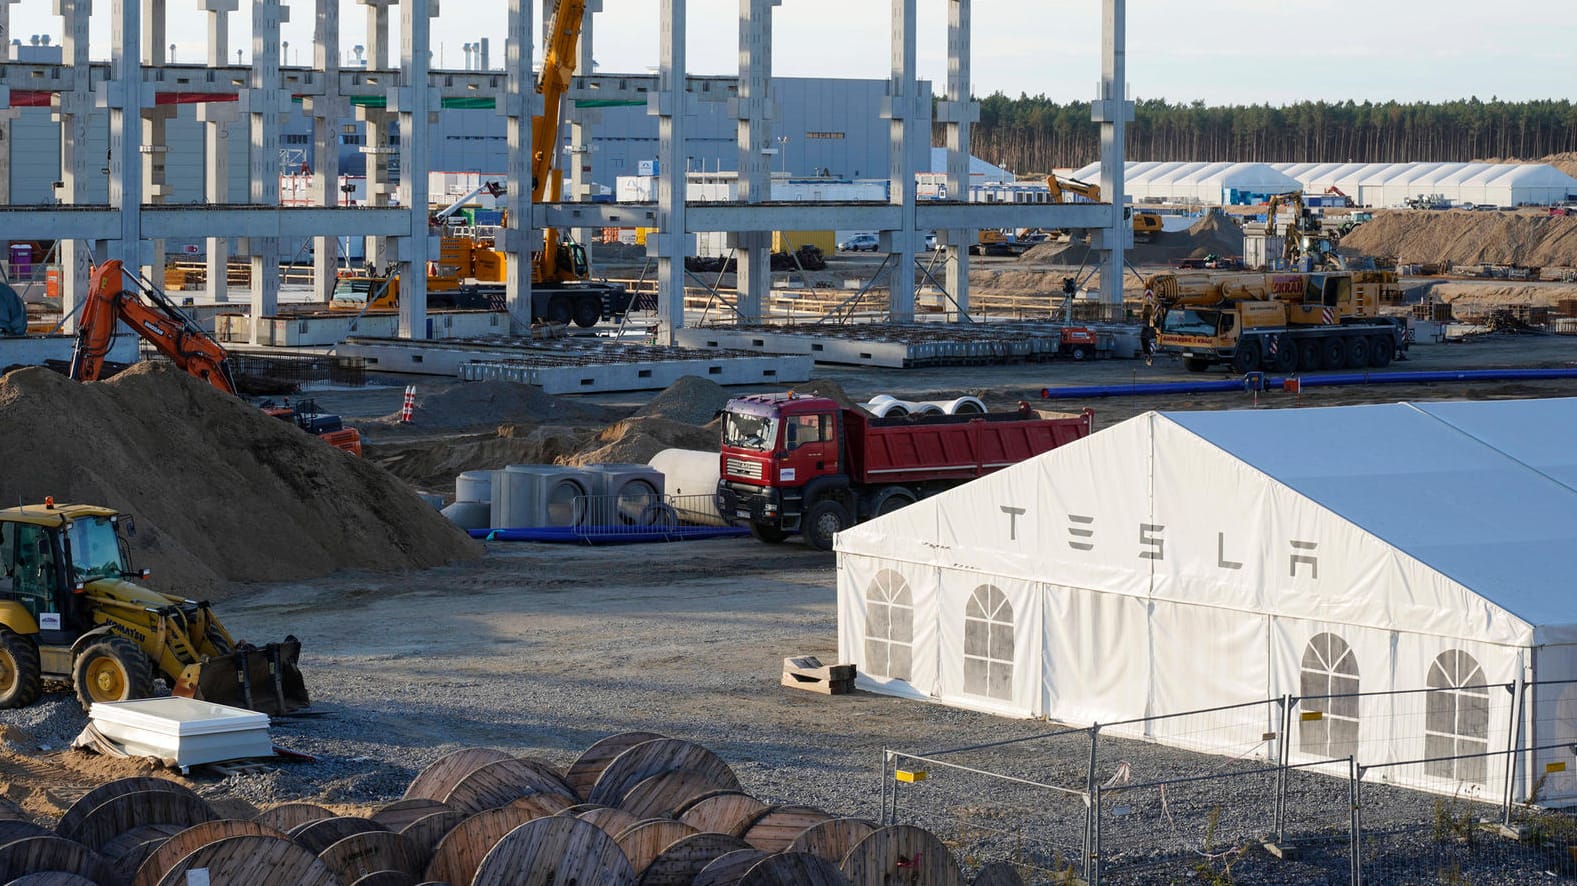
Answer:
xmin=838 ymin=233 xmax=879 ymax=252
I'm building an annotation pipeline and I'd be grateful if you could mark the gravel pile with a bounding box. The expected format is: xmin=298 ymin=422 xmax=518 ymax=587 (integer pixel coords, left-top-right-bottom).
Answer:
xmin=369 ymin=379 xmax=623 ymax=431
xmin=1341 ymin=210 xmax=1577 ymax=267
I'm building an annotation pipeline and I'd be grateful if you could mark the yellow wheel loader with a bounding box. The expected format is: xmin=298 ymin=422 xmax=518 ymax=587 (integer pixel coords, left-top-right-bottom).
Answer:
xmin=0 ymin=501 xmax=308 ymax=715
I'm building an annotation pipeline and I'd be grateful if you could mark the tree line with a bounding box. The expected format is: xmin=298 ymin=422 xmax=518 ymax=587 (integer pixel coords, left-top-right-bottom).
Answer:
xmin=947 ymin=94 xmax=1577 ymax=174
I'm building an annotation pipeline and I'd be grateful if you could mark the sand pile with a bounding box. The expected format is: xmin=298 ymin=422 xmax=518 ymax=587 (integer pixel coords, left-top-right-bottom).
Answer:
xmin=369 ymin=380 xmax=622 ymax=430
xmin=789 ymin=379 xmax=871 ymax=414
xmin=632 ymin=376 xmax=731 ymax=426
xmin=1340 ymin=211 xmax=1577 ymax=267
xmin=1544 ymin=153 xmax=1577 ymax=179
xmin=1018 ymin=209 xmax=1245 ymax=266
xmin=1432 ymin=282 xmax=1577 ymax=310
xmin=364 ymin=425 xmax=592 ymax=493
xmin=564 ymin=416 xmax=718 ymax=467
xmin=0 ymin=364 xmax=479 ymax=597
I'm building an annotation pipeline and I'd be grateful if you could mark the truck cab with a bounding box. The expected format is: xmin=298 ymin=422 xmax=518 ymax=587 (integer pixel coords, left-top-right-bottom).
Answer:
xmin=718 ymin=394 xmax=846 ymax=543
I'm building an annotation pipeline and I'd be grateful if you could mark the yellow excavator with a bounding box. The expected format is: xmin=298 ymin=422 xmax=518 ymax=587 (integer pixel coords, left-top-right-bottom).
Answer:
xmin=0 ymin=500 xmax=307 ymax=715
xmin=1047 ymin=173 xmax=1164 ymax=240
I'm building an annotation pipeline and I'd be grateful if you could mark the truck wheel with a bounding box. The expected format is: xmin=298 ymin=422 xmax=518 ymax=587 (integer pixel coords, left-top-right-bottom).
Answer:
xmin=546 ymin=296 xmax=574 ymax=326
xmin=1296 ymin=339 xmax=1321 ymax=373
xmin=1368 ymin=336 xmax=1393 ymax=368
xmin=1182 ymin=357 xmax=1211 ymax=373
xmin=572 ymin=297 xmax=602 ymax=328
xmin=1271 ymin=337 xmax=1298 ymax=373
xmin=748 ymin=521 xmax=789 ymax=544
xmin=73 ymin=636 xmax=153 ymax=709
xmin=1231 ymin=341 xmax=1261 ymax=373
xmin=869 ymin=486 xmax=917 ymax=518
xmin=1069 ymin=345 xmax=1088 ymax=361
xmin=0 ymin=628 xmax=42 ymax=709
xmin=1319 ymin=337 xmax=1346 ymax=370
xmin=804 ymin=500 xmax=852 ymax=552
xmin=1343 ymin=336 xmax=1371 ymax=369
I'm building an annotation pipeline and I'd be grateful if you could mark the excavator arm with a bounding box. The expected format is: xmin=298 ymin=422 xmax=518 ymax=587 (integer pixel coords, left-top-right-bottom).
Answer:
xmin=70 ymin=260 xmax=237 ymax=394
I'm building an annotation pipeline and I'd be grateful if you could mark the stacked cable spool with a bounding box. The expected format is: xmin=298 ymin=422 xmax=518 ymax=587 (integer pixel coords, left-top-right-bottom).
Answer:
xmin=2 ymin=733 xmax=1021 ymax=885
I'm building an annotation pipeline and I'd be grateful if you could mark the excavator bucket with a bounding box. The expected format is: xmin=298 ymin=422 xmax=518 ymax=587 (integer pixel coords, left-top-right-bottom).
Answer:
xmin=177 ymin=636 xmax=310 ymax=716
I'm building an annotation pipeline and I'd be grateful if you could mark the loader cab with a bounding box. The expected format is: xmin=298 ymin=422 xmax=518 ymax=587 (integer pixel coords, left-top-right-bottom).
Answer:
xmin=0 ymin=521 xmax=68 ymax=635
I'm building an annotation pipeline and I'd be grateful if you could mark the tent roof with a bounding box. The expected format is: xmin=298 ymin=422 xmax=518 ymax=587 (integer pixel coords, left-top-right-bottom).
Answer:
xmin=1164 ymin=399 xmax=1577 ymax=631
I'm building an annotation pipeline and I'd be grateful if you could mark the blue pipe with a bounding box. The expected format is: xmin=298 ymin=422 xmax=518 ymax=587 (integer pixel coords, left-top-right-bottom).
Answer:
xmin=1042 ymin=368 xmax=1577 ymax=400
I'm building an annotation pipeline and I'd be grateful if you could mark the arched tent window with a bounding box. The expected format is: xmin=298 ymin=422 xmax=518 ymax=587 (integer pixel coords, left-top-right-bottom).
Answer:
xmin=864 ymin=570 xmax=913 ymax=681
xmin=1299 ymin=633 xmax=1360 ymax=758
xmin=1425 ymin=650 xmax=1489 ymax=784
xmin=964 ymin=585 xmax=1014 ymax=700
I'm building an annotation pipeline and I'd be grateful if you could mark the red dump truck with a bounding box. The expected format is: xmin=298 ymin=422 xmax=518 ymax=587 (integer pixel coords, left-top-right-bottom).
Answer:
xmin=716 ymin=393 xmax=1095 ymax=550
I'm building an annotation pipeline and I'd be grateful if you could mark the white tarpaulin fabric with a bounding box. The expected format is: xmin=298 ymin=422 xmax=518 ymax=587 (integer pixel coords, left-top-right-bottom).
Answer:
xmin=836 ymin=399 xmax=1577 ymax=802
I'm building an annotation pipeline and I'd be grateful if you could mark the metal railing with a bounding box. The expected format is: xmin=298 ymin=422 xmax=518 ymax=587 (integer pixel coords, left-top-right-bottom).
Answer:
xmin=567 ymin=493 xmax=741 ymax=543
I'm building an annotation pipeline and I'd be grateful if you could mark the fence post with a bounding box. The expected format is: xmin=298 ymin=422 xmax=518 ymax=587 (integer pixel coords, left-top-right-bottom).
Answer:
xmin=1083 ymin=724 xmax=1101 ymax=878
xmin=1351 ymin=761 xmax=1364 ymax=886
xmin=879 ymin=750 xmax=891 ymax=827
xmin=1089 ymin=783 xmax=1102 ymax=886
xmin=1502 ymin=677 xmax=1525 ymax=826
xmin=1275 ymin=694 xmax=1292 ymax=845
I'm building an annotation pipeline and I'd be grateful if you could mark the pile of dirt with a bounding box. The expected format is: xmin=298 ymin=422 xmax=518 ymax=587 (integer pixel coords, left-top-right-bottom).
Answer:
xmin=788 ymin=378 xmax=871 ymax=415
xmin=1340 ymin=211 xmax=1577 ymax=267
xmin=632 ymin=376 xmax=731 ymax=426
xmin=364 ymin=425 xmax=594 ymax=494
xmin=1432 ymin=282 xmax=1577 ymax=310
xmin=1544 ymin=153 xmax=1577 ymax=179
xmin=1018 ymin=209 xmax=1245 ymax=266
xmin=564 ymin=416 xmax=718 ymax=466
xmin=369 ymin=380 xmax=623 ymax=431
xmin=0 ymin=364 xmax=480 ymax=597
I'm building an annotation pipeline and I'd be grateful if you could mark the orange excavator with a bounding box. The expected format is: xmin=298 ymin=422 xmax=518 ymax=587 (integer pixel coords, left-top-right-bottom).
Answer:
xmin=69 ymin=259 xmax=363 ymax=456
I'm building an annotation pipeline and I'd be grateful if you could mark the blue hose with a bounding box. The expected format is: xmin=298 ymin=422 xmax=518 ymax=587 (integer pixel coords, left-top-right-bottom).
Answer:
xmin=1042 ymin=368 xmax=1577 ymax=399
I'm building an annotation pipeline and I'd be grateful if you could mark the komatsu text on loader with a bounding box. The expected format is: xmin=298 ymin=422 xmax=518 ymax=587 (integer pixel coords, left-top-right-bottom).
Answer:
xmin=0 ymin=500 xmax=308 ymax=715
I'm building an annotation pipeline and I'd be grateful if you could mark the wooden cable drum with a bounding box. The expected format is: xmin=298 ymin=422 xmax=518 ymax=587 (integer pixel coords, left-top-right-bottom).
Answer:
xmin=396 ymin=810 xmax=467 ymax=874
xmin=422 ymin=804 xmax=542 ymax=886
xmin=737 ymin=805 xmax=834 ymax=852
xmin=612 ymin=819 xmax=699 ymax=877
xmin=840 ymin=825 xmax=964 ymax=886
xmin=255 ymin=801 xmax=336 ymax=832
xmin=0 ymin=796 xmax=31 ymax=822
xmin=370 ymin=798 xmax=450 ymax=832
xmin=318 ymin=829 xmax=423 ymax=882
xmin=738 ymin=851 xmax=851 ymax=886
xmin=557 ymin=803 xmax=605 ymax=816
xmin=348 ymin=871 xmax=418 ymax=886
xmin=55 ymin=778 xmax=199 ymax=843
xmin=441 ymin=758 xmax=578 ymax=815
xmin=588 ymin=738 xmax=740 ymax=807
xmin=71 ymin=789 xmax=216 ymax=852
xmin=98 ymin=823 xmax=184 ymax=882
xmin=634 ymin=831 xmax=751 ymax=886
xmin=153 ymin=834 xmax=339 ymax=886
xmin=291 ymin=816 xmax=389 ymax=855
xmin=132 ymin=820 xmax=289 ymax=886
xmin=503 ymin=793 xmax=574 ymax=819
xmin=677 ymin=792 xmax=768 ymax=837
xmin=785 ymin=818 xmax=878 ymax=865
xmin=566 ymin=732 xmax=667 ymax=802
xmin=0 ymin=821 xmax=51 ymax=848
xmin=576 ymin=806 xmax=640 ymax=837
xmin=970 ymin=860 xmax=1027 ymax=886
xmin=6 ymin=873 xmax=100 ymax=885
xmin=403 ymin=748 xmax=514 ymax=802
xmin=620 ymin=768 xmax=734 ymax=819
xmin=0 ymin=836 xmax=116 ymax=885
xmin=691 ymin=847 xmax=768 ymax=886
xmin=469 ymin=814 xmax=636 ymax=886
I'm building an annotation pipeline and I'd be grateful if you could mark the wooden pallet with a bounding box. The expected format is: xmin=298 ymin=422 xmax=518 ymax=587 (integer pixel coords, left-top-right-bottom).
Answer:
xmin=781 ymin=656 xmax=856 ymax=695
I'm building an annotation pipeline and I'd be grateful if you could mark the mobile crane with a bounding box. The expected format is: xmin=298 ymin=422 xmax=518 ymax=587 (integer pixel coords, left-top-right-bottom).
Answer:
xmin=71 ymin=259 xmax=363 ymax=455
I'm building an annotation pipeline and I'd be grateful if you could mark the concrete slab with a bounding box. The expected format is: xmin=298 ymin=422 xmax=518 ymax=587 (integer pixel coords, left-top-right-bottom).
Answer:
xmin=218 ymin=311 xmax=507 ymax=346
xmin=0 ymin=334 xmax=138 ymax=369
xmin=674 ymin=322 xmax=1143 ymax=367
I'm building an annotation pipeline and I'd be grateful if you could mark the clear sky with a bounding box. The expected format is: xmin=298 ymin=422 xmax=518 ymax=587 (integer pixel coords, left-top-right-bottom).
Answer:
xmin=5 ymin=0 xmax=1571 ymax=106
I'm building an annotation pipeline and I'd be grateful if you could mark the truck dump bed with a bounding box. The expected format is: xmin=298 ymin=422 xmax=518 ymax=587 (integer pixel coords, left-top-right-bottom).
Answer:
xmin=842 ymin=408 xmax=1093 ymax=485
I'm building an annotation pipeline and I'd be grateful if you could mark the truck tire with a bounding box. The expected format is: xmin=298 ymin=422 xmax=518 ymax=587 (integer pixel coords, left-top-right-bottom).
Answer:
xmin=1270 ymin=336 xmax=1297 ymax=373
xmin=1319 ymin=337 xmax=1346 ymax=370
xmin=546 ymin=296 xmax=574 ymax=326
xmin=1368 ymin=336 xmax=1393 ymax=368
xmin=748 ymin=521 xmax=789 ymax=544
xmin=572 ymin=297 xmax=602 ymax=328
xmin=1343 ymin=336 xmax=1370 ymax=369
xmin=868 ymin=486 xmax=917 ymax=518
xmin=1231 ymin=341 xmax=1261 ymax=374
xmin=1296 ymin=339 xmax=1321 ymax=373
xmin=0 ymin=628 xmax=41 ymax=709
xmin=1182 ymin=357 xmax=1211 ymax=373
xmin=804 ymin=499 xmax=852 ymax=552
xmin=73 ymin=636 xmax=153 ymax=709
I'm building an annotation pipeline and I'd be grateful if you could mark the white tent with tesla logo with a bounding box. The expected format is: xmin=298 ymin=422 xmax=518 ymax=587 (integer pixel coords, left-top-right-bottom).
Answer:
xmin=835 ymin=399 xmax=1577 ymax=802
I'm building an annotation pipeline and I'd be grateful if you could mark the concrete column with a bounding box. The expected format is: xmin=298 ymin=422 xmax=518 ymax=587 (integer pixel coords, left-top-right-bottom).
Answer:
xmin=307 ymin=0 xmax=347 ymax=303
xmin=732 ymin=0 xmax=779 ymax=322
xmin=200 ymin=0 xmax=237 ymax=302
xmin=140 ymin=0 xmax=173 ymax=281
xmin=396 ymin=0 xmax=433 ymax=339
xmin=54 ymin=0 xmax=93 ymax=329
xmin=940 ymin=0 xmax=977 ymax=319
xmin=1094 ymin=0 xmax=1131 ymax=308
xmin=0 ymin=0 xmax=20 ymax=260
xmin=883 ymin=0 xmax=920 ymax=322
xmin=109 ymin=0 xmax=144 ymax=272
xmin=359 ymin=0 xmax=397 ymax=272
xmin=566 ymin=0 xmax=601 ymax=262
xmin=652 ymin=0 xmax=687 ymax=345
xmin=502 ymin=0 xmax=537 ymax=332
xmin=247 ymin=0 xmax=289 ymax=338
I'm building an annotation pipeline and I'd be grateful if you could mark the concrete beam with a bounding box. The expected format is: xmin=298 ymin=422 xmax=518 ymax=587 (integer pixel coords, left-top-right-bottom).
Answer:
xmin=532 ymin=201 xmax=1109 ymax=234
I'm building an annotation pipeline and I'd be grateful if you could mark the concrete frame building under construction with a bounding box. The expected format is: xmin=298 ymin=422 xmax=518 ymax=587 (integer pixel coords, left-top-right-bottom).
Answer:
xmin=0 ymin=0 xmax=1133 ymax=348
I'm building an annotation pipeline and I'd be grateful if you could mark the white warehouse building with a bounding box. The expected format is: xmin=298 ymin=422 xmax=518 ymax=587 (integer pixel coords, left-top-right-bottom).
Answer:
xmin=1069 ymin=161 xmax=1303 ymax=206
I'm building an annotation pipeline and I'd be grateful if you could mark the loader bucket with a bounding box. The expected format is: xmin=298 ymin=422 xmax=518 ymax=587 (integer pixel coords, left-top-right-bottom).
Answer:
xmin=177 ymin=636 xmax=310 ymax=716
